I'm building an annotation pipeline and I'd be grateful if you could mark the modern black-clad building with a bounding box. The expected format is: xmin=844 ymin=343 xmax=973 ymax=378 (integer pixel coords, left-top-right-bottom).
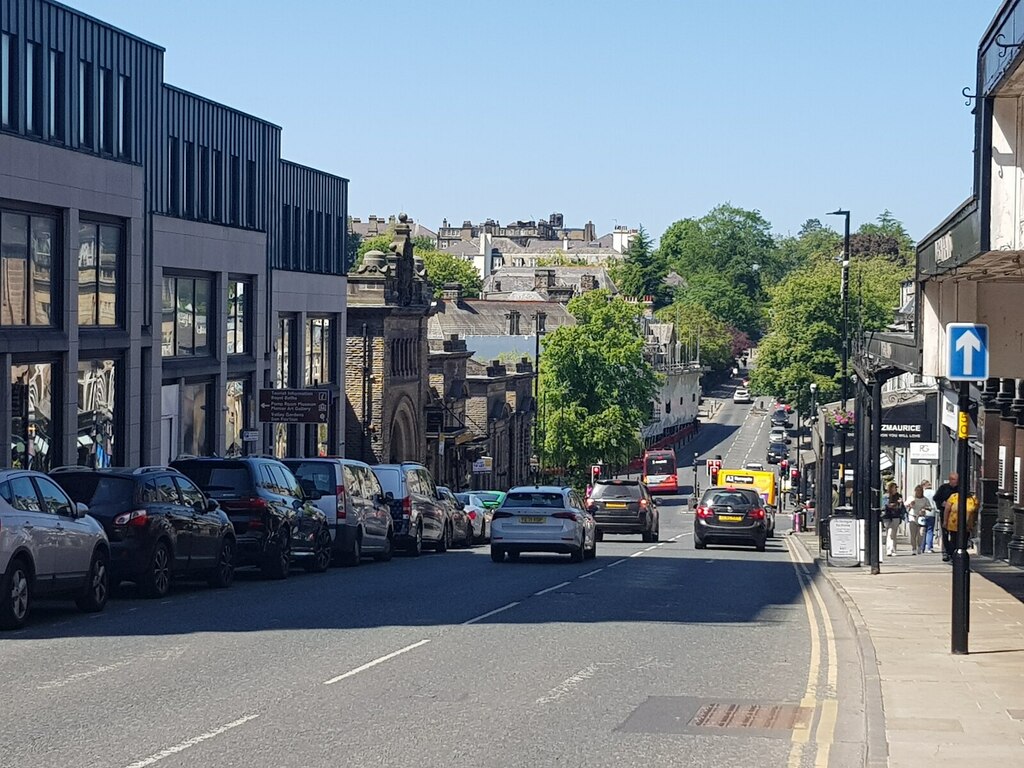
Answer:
xmin=0 ymin=0 xmax=349 ymax=468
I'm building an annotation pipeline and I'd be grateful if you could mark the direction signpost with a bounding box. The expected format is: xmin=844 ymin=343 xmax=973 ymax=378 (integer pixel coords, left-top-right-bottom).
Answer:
xmin=258 ymin=389 xmax=331 ymax=424
xmin=946 ymin=322 xmax=988 ymax=655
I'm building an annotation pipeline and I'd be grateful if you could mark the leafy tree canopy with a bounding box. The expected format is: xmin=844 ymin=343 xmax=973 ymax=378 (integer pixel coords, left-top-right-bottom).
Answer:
xmin=654 ymin=301 xmax=735 ymax=372
xmin=610 ymin=226 xmax=672 ymax=309
xmin=420 ymin=250 xmax=482 ymax=298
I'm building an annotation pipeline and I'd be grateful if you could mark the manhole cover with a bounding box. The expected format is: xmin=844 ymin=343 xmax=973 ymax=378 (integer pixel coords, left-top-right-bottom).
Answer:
xmin=691 ymin=702 xmax=812 ymax=731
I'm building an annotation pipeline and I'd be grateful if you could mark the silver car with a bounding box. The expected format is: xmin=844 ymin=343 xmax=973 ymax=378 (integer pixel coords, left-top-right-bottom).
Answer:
xmin=0 ymin=470 xmax=110 ymax=629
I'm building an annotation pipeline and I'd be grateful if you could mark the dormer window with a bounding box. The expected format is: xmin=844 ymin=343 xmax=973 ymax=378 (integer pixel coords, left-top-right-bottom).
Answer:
xmin=507 ymin=309 xmax=521 ymax=335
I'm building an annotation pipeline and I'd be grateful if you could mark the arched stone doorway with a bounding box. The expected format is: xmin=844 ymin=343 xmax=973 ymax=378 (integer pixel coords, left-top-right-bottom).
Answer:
xmin=389 ymin=397 xmax=419 ymax=463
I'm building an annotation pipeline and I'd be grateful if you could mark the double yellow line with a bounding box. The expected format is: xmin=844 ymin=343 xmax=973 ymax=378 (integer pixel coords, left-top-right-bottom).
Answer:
xmin=786 ymin=538 xmax=839 ymax=768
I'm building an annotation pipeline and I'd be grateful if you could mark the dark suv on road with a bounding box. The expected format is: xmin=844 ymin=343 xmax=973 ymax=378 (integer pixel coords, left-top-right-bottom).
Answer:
xmin=693 ymin=486 xmax=768 ymax=552
xmin=370 ymin=463 xmax=450 ymax=555
xmin=170 ymin=457 xmax=331 ymax=579
xmin=51 ymin=466 xmax=235 ymax=598
xmin=586 ymin=479 xmax=660 ymax=542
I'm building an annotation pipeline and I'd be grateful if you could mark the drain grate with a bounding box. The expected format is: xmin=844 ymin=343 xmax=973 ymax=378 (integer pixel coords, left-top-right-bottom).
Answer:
xmin=690 ymin=702 xmax=812 ymax=731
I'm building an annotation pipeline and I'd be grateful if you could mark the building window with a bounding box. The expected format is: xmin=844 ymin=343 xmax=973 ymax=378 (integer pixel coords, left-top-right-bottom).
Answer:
xmin=306 ymin=210 xmax=315 ymax=270
xmin=199 ymin=145 xmax=210 ymax=219
xmin=305 ymin=317 xmax=331 ymax=386
xmin=117 ymin=74 xmax=130 ymax=156
xmin=225 ymin=378 xmax=247 ymax=457
xmin=292 ymin=207 xmax=302 ymax=265
xmin=77 ymin=359 xmax=117 ymax=467
xmin=99 ymin=66 xmax=113 ymax=153
xmin=246 ymin=159 xmax=256 ymax=227
xmin=282 ymin=204 xmax=291 ymax=264
xmin=161 ymin=275 xmax=212 ymax=356
xmin=507 ymin=309 xmax=521 ymax=335
xmin=26 ymin=42 xmax=42 ymax=135
xmin=49 ymin=50 xmax=64 ymax=141
xmin=181 ymin=381 xmax=211 ymax=457
xmin=168 ymin=137 xmax=180 ymax=214
xmin=78 ymin=60 xmax=93 ymax=147
xmin=1 ymin=211 xmax=57 ymax=327
xmin=1 ymin=33 xmax=14 ymax=129
xmin=322 ymin=213 xmax=331 ymax=273
xmin=78 ymin=221 xmax=120 ymax=327
xmin=184 ymin=141 xmax=195 ymax=217
xmin=229 ymin=154 xmax=241 ymax=225
xmin=276 ymin=315 xmax=294 ymax=387
xmin=337 ymin=216 xmax=346 ymax=273
xmin=227 ymin=280 xmax=249 ymax=355
xmin=11 ymin=362 xmax=56 ymax=471
xmin=212 ymin=149 xmax=223 ymax=221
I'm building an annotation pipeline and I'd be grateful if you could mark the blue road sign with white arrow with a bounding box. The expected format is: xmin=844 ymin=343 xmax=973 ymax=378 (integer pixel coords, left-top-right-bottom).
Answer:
xmin=946 ymin=323 xmax=989 ymax=381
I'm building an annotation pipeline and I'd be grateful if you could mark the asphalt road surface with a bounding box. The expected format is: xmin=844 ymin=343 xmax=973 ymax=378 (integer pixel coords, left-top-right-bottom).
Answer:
xmin=0 ymin=390 xmax=872 ymax=768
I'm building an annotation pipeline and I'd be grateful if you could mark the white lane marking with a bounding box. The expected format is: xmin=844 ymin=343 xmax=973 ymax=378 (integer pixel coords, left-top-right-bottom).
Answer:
xmin=534 ymin=581 xmax=571 ymax=596
xmin=643 ymin=545 xmax=658 ymax=551
xmin=606 ymin=558 xmax=627 ymax=568
xmin=577 ymin=568 xmax=604 ymax=579
xmin=461 ymin=601 xmax=521 ymax=626
xmin=536 ymin=664 xmax=599 ymax=705
xmin=629 ymin=550 xmax=645 ymax=558
xmin=38 ymin=660 xmax=133 ymax=690
xmin=123 ymin=713 xmax=259 ymax=768
xmin=323 ymin=639 xmax=431 ymax=685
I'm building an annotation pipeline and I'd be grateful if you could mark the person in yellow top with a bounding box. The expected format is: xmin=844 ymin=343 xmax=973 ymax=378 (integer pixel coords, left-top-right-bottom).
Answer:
xmin=943 ymin=489 xmax=979 ymax=557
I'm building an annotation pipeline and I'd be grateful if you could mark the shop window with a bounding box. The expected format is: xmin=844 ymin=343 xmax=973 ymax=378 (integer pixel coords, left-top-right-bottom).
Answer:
xmin=78 ymin=221 xmax=121 ymax=327
xmin=305 ymin=317 xmax=331 ymax=385
xmin=11 ymin=362 xmax=55 ymax=472
xmin=77 ymin=359 xmax=116 ymax=468
xmin=181 ymin=381 xmax=211 ymax=457
xmin=227 ymin=280 xmax=249 ymax=355
xmin=225 ymin=379 xmax=247 ymax=457
xmin=276 ymin=315 xmax=294 ymax=387
xmin=161 ymin=275 xmax=212 ymax=356
xmin=1 ymin=210 xmax=57 ymax=327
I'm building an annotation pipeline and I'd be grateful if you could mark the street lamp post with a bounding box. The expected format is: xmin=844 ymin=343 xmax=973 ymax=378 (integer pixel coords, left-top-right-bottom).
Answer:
xmin=533 ymin=311 xmax=547 ymax=481
xmin=828 ymin=209 xmax=851 ymax=505
xmin=809 ymin=381 xmax=818 ymax=512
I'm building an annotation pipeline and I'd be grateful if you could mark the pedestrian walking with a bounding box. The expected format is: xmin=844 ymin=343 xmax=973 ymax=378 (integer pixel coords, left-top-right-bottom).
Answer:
xmin=906 ymin=484 xmax=933 ymax=554
xmin=943 ymin=488 xmax=979 ymax=557
xmin=932 ymin=472 xmax=959 ymax=562
xmin=882 ymin=482 xmax=905 ymax=557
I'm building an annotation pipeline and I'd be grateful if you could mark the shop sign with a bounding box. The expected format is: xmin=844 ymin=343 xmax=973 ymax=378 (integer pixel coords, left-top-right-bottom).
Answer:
xmin=909 ymin=442 xmax=940 ymax=465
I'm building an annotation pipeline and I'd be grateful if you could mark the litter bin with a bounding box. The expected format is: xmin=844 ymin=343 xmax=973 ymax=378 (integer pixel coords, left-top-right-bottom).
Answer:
xmin=827 ymin=505 xmax=860 ymax=567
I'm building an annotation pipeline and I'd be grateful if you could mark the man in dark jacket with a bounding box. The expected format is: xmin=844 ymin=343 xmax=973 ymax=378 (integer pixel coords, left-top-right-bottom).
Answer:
xmin=932 ymin=472 xmax=959 ymax=561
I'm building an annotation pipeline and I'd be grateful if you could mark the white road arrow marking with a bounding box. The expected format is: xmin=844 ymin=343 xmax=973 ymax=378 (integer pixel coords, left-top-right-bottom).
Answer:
xmin=954 ymin=329 xmax=982 ymax=375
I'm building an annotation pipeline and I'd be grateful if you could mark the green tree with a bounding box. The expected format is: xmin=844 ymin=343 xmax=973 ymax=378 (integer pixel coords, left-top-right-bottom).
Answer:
xmin=539 ymin=291 xmax=659 ymax=471
xmin=854 ymin=210 xmax=914 ymax=266
xmin=654 ymin=301 xmax=735 ymax=372
xmin=352 ymin=234 xmax=393 ymax=269
xmin=610 ymin=226 xmax=671 ymax=308
xmin=420 ymin=250 xmax=482 ymax=298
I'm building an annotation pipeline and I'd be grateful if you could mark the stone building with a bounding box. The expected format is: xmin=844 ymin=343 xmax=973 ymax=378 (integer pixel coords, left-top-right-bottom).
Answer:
xmin=425 ymin=335 xmax=475 ymax=490
xmin=464 ymin=359 xmax=535 ymax=491
xmin=344 ymin=215 xmax=433 ymax=464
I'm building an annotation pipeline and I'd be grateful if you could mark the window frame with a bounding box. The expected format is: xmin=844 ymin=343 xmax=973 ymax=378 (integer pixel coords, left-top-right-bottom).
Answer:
xmin=77 ymin=219 xmax=123 ymax=328
xmin=1 ymin=207 xmax=59 ymax=328
xmin=1 ymin=33 xmax=15 ymax=130
xmin=304 ymin=316 xmax=332 ymax=386
xmin=161 ymin=273 xmax=214 ymax=357
xmin=226 ymin=279 xmax=250 ymax=356
xmin=78 ymin=59 xmax=93 ymax=147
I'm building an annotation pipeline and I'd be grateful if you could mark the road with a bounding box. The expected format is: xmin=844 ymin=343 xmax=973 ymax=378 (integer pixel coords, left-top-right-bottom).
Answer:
xmin=0 ymin=390 xmax=872 ymax=768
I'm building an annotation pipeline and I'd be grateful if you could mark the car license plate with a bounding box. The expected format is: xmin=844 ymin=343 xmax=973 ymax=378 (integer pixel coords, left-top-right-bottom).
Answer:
xmin=606 ymin=502 xmax=627 ymax=509
xmin=718 ymin=514 xmax=743 ymax=523
xmin=520 ymin=516 xmax=546 ymax=524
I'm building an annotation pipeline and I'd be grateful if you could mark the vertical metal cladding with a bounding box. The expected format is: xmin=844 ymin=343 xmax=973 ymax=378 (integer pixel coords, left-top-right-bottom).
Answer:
xmin=276 ymin=160 xmax=349 ymax=275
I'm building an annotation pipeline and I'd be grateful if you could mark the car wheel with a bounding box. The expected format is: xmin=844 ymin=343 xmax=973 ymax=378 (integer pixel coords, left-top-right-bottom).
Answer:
xmin=0 ymin=557 xmax=31 ymax=629
xmin=76 ymin=549 xmax=110 ymax=613
xmin=307 ymin=528 xmax=333 ymax=572
xmin=585 ymin=538 xmax=597 ymax=560
xmin=642 ymin=528 xmax=655 ymax=543
xmin=490 ymin=546 xmax=504 ymax=563
xmin=570 ymin=544 xmax=584 ymax=563
xmin=767 ymin=525 xmax=775 ymax=539
xmin=464 ymin=520 xmax=474 ymax=548
xmin=756 ymin=541 xmax=767 ymax=552
xmin=340 ymin=530 xmax=362 ymax=568
xmin=207 ymin=537 xmax=235 ymax=589
xmin=507 ymin=550 xmax=520 ymax=561
xmin=652 ymin=523 xmax=660 ymax=542
xmin=374 ymin=530 xmax=394 ymax=562
xmin=435 ymin=523 xmax=450 ymax=553
xmin=261 ymin=528 xmax=290 ymax=580
xmin=407 ymin=522 xmax=423 ymax=557
xmin=596 ymin=529 xmax=604 ymax=542
xmin=141 ymin=540 xmax=172 ymax=598
xmin=694 ymin=539 xmax=707 ymax=550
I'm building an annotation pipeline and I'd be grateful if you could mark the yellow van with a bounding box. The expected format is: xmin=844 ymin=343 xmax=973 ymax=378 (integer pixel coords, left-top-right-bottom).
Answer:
xmin=716 ymin=468 xmax=778 ymax=535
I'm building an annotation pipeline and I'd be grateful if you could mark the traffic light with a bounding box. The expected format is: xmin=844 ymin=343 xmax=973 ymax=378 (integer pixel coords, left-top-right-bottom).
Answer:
xmin=591 ymin=464 xmax=602 ymax=482
xmin=791 ymin=467 xmax=800 ymax=482
xmin=780 ymin=459 xmax=789 ymax=475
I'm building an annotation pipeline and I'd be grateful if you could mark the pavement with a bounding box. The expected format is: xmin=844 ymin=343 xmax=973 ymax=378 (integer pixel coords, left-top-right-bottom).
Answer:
xmin=791 ymin=526 xmax=1024 ymax=767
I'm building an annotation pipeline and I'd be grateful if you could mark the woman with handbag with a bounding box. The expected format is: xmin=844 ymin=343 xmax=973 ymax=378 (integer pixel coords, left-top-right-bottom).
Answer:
xmin=883 ymin=482 xmax=905 ymax=557
xmin=907 ymin=484 xmax=933 ymax=554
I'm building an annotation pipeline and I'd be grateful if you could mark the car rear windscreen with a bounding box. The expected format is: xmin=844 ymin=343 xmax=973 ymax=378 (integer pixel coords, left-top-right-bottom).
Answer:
xmin=173 ymin=462 xmax=252 ymax=493
xmin=503 ymin=492 xmax=564 ymax=508
xmin=373 ymin=467 xmax=401 ymax=496
xmin=285 ymin=461 xmax=336 ymax=494
xmin=591 ymin=483 xmax=641 ymax=500
xmin=645 ymin=456 xmax=674 ymax=474
xmin=475 ymin=491 xmax=503 ymax=503
xmin=51 ymin=475 xmax=135 ymax=513
xmin=703 ymin=491 xmax=757 ymax=507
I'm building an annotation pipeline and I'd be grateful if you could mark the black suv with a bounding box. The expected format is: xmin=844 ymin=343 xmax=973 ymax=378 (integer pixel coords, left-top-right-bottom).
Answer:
xmin=50 ymin=466 xmax=235 ymax=598
xmin=370 ymin=463 xmax=450 ymax=555
xmin=170 ymin=457 xmax=331 ymax=579
xmin=766 ymin=441 xmax=789 ymax=464
xmin=587 ymin=479 xmax=660 ymax=542
xmin=693 ymin=486 xmax=768 ymax=552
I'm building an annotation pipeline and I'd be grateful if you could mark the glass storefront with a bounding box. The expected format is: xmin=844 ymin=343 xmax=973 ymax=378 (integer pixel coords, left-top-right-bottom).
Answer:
xmin=77 ymin=359 xmax=117 ymax=468
xmin=181 ymin=381 xmax=211 ymax=457
xmin=225 ymin=378 xmax=246 ymax=457
xmin=305 ymin=317 xmax=331 ymax=386
xmin=78 ymin=221 xmax=121 ymax=327
xmin=162 ymin=275 xmax=212 ymax=357
xmin=11 ymin=362 xmax=55 ymax=471
xmin=1 ymin=211 xmax=56 ymax=327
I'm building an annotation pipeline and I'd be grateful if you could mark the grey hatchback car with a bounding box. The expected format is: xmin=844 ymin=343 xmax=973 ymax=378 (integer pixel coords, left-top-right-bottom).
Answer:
xmin=0 ymin=470 xmax=110 ymax=629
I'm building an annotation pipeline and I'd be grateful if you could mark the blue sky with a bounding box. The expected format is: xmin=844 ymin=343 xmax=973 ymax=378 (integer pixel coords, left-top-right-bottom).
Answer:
xmin=73 ymin=0 xmax=993 ymax=241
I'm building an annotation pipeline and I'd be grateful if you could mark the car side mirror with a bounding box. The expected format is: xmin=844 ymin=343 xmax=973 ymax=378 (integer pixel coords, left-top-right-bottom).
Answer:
xmin=73 ymin=502 xmax=89 ymax=519
xmin=206 ymin=498 xmax=219 ymax=513
xmin=385 ymin=491 xmax=395 ymax=500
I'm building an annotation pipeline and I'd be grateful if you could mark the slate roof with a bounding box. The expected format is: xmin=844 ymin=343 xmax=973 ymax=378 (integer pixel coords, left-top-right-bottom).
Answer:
xmin=428 ymin=298 xmax=575 ymax=340
xmin=481 ymin=265 xmax=618 ymax=298
xmin=350 ymin=216 xmax=437 ymax=242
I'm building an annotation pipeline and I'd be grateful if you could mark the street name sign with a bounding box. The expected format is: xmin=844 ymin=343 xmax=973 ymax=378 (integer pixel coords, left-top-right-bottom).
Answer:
xmin=258 ymin=389 xmax=330 ymax=424
xmin=946 ymin=323 xmax=989 ymax=381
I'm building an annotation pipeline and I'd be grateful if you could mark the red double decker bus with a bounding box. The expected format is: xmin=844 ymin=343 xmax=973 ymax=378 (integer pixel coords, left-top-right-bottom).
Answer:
xmin=642 ymin=449 xmax=678 ymax=494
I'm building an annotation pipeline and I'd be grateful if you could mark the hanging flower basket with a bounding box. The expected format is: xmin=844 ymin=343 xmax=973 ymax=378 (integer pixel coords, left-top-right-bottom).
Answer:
xmin=826 ymin=408 xmax=855 ymax=432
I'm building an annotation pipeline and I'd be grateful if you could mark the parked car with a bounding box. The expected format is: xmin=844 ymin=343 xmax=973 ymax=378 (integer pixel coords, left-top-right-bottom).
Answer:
xmin=768 ymin=426 xmax=790 ymax=444
xmin=770 ymin=409 xmax=792 ymax=427
xmin=370 ymin=463 xmax=451 ymax=555
xmin=693 ymin=486 xmax=768 ymax=552
xmin=733 ymin=388 xmax=752 ymax=404
xmin=50 ymin=466 xmax=235 ymax=597
xmin=437 ymin=486 xmax=474 ymax=547
xmin=455 ymin=492 xmax=491 ymax=543
xmin=490 ymin=486 xmax=597 ymax=563
xmin=766 ymin=442 xmax=790 ymax=464
xmin=283 ymin=458 xmax=394 ymax=566
xmin=473 ymin=491 xmax=506 ymax=512
xmin=586 ymin=479 xmax=660 ymax=542
xmin=170 ymin=457 xmax=331 ymax=579
xmin=744 ymin=462 xmax=765 ymax=472
xmin=0 ymin=470 xmax=110 ymax=628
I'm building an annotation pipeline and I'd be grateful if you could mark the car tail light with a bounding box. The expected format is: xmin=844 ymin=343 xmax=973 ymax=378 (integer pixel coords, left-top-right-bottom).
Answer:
xmin=695 ymin=506 xmax=714 ymax=519
xmin=336 ymin=485 xmax=346 ymax=519
xmin=553 ymin=511 xmax=578 ymax=522
xmin=639 ymin=498 xmax=648 ymax=509
xmin=467 ymin=510 xmax=478 ymax=521
xmin=245 ymin=496 xmax=269 ymax=510
xmin=402 ymin=496 xmax=412 ymax=519
xmin=113 ymin=509 xmax=148 ymax=527
xmin=750 ymin=508 xmax=766 ymax=520
xmin=492 ymin=511 xmax=514 ymax=520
